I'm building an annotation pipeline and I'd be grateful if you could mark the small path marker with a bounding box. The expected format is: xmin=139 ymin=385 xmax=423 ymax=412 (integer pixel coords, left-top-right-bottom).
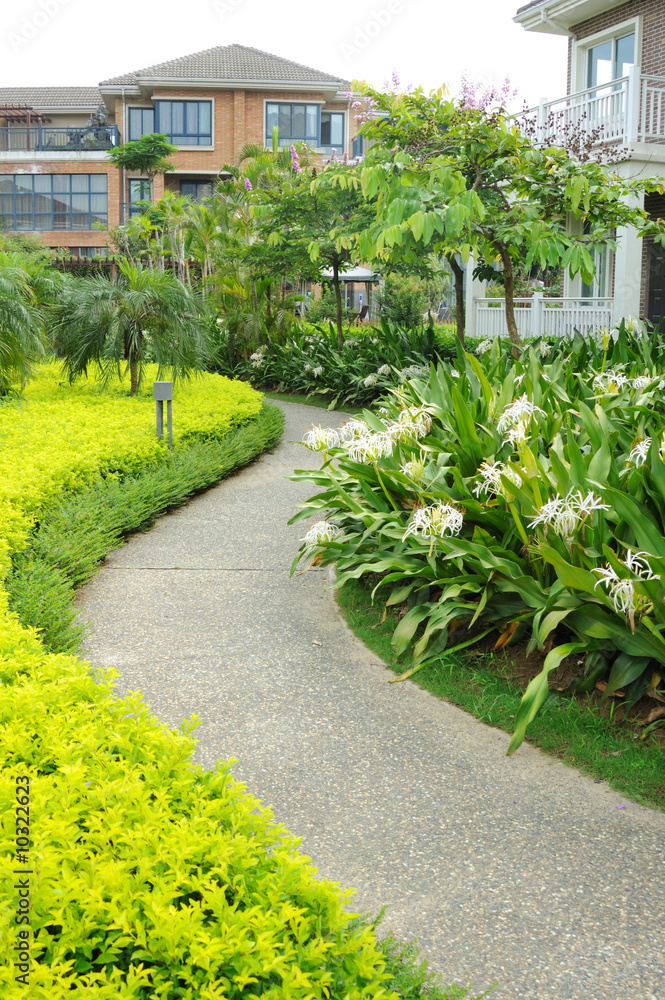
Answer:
xmin=153 ymin=381 xmax=173 ymax=450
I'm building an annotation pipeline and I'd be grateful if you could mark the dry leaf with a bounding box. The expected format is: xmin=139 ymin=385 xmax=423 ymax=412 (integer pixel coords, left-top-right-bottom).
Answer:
xmin=645 ymin=706 xmax=665 ymax=725
xmin=494 ymin=620 xmax=520 ymax=650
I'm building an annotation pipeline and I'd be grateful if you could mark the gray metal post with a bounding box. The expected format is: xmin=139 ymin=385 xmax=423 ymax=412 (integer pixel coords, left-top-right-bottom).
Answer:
xmin=156 ymin=400 xmax=164 ymax=441
xmin=153 ymin=381 xmax=173 ymax=448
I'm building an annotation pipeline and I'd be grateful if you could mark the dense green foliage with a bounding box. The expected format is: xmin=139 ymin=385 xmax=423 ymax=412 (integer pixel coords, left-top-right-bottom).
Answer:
xmin=291 ymin=322 xmax=665 ymax=751
xmin=230 ymin=320 xmax=456 ymax=408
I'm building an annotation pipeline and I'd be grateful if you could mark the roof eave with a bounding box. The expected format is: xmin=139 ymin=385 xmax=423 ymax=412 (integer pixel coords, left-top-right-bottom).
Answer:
xmin=133 ymin=76 xmax=347 ymax=91
xmin=514 ymin=0 xmax=627 ymax=34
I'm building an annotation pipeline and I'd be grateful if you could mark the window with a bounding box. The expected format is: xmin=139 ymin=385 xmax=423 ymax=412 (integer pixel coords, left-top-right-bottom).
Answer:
xmin=180 ymin=180 xmax=213 ymax=202
xmin=265 ymin=103 xmax=346 ymax=151
xmin=64 ymin=246 xmax=109 ymax=258
xmin=266 ymin=102 xmax=319 ymax=147
xmin=320 ymin=112 xmax=344 ymax=149
xmin=128 ymin=107 xmax=155 ymax=141
xmin=587 ymin=32 xmax=635 ymax=88
xmin=155 ymin=101 xmax=212 ymax=145
xmin=128 ymin=179 xmax=151 ymax=218
xmin=0 ymin=174 xmax=107 ymax=231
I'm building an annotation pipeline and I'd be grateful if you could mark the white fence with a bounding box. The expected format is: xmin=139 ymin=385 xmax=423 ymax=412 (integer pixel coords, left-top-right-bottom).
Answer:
xmin=521 ymin=67 xmax=665 ymax=147
xmin=474 ymin=295 xmax=614 ymax=339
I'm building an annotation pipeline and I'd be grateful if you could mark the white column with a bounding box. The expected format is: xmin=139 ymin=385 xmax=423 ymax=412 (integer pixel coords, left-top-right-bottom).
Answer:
xmin=613 ymin=189 xmax=645 ymax=321
xmin=625 ymin=65 xmax=641 ymax=144
xmin=531 ymin=290 xmax=544 ymax=337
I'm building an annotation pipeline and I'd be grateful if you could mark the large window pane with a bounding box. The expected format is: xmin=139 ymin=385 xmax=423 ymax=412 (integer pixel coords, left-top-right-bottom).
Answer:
xmin=34 ymin=214 xmax=52 ymax=231
xmin=0 ymin=194 xmax=13 ymax=213
xmin=91 ymin=174 xmax=107 ymax=193
xmin=588 ymin=40 xmax=612 ymax=88
xmin=158 ymin=103 xmax=171 ymax=134
xmin=199 ymin=102 xmax=211 ymax=134
xmin=321 ymin=112 xmax=344 ymax=148
xmin=616 ymin=33 xmax=635 ymax=78
xmin=279 ymin=105 xmax=291 ymax=136
xmin=171 ymin=103 xmax=184 ymax=134
xmin=0 ymin=178 xmax=13 ymax=194
xmin=34 ymin=176 xmax=51 ymax=193
xmin=52 ymin=175 xmax=68 ymax=193
xmin=71 ymin=176 xmax=89 ymax=193
xmin=266 ymin=104 xmax=278 ymax=134
xmin=292 ymin=105 xmax=306 ymax=138
xmin=186 ymin=103 xmax=199 ymax=134
xmin=306 ymin=106 xmax=318 ymax=138
xmin=0 ymin=174 xmax=106 ymax=232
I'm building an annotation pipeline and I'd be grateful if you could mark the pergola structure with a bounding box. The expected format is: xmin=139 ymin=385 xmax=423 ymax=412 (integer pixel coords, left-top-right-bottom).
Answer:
xmin=0 ymin=105 xmax=50 ymax=125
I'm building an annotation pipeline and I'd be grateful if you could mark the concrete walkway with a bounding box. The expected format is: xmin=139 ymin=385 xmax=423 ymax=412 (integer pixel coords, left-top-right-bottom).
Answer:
xmin=78 ymin=401 xmax=665 ymax=1000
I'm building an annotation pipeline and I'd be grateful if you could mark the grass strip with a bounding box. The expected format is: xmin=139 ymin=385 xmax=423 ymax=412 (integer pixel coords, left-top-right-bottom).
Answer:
xmin=337 ymin=577 xmax=665 ymax=812
xmin=7 ymin=402 xmax=285 ymax=655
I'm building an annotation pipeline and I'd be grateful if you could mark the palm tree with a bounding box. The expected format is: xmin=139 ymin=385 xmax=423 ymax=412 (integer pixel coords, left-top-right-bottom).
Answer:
xmin=0 ymin=251 xmax=57 ymax=391
xmin=54 ymin=258 xmax=208 ymax=396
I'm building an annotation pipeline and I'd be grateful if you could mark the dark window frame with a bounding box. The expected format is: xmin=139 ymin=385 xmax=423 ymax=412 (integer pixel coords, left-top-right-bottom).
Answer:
xmin=128 ymin=107 xmax=155 ymax=141
xmin=155 ymin=101 xmax=213 ymax=146
xmin=0 ymin=173 xmax=108 ymax=232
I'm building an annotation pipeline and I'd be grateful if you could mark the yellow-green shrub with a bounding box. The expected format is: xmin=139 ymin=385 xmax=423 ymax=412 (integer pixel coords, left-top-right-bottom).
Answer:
xmin=0 ymin=363 xmax=263 ymax=566
xmin=0 ymin=618 xmax=393 ymax=998
xmin=0 ymin=367 xmax=395 ymax=997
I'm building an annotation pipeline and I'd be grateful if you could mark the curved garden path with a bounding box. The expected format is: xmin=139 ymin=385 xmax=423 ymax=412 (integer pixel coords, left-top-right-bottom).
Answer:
xmin=78 ymin=401 xmax=665 ymax=1000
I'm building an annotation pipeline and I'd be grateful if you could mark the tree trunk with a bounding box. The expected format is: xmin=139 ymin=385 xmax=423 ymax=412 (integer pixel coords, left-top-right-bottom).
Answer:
xmin=332 ymin=258 xmax=344 ymax=348
xmin=497 ymin=243 xmax=523 ymax=358
xmin=129 ymin=353 xmax=139 ymax=397
xmin=449 ymin=257 xmax=465 ymax=346
xmin=250 ymin=277 xmax=261 ymax=345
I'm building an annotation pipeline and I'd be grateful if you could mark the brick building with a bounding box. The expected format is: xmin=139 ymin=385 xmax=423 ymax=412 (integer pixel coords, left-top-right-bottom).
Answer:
xmin=0 ymin=44 xmax=357 ymax=256
xmin=513 ymin=0 xmax=665 ymax=331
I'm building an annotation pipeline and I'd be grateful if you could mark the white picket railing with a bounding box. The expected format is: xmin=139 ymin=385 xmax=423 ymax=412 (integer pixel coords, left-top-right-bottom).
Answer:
xmin=474 ymin=295 xmax=614 ymax=339
xmin=521 ymin=68 xmax=665 ymax=147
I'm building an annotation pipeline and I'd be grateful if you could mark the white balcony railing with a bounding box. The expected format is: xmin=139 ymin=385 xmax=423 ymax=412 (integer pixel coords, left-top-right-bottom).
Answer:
xmin=522 ymin=67 xmax=665 ymax=149
xmin=474 ymin=294 xmax=614 ymax=339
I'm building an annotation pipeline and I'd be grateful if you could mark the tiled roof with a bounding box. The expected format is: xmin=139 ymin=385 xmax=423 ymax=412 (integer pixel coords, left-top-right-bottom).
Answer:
xmin=99 ymin=44 xmax=349 ymax=87
xmin=0 ymin=87 xmax=103 ymax=107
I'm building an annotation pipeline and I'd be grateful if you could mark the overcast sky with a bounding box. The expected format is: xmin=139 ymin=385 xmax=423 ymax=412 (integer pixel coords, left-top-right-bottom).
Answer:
xmin=2 ymin=0 xmax=568 ymax=109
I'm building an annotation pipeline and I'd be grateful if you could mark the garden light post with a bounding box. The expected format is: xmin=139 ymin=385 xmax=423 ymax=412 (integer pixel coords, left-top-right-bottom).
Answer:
xmin=153 ymin=381 xmax=173 ymax=450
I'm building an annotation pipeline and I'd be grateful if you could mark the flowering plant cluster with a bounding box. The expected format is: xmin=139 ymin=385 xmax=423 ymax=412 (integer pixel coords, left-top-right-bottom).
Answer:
xmin=291 ymin=328 xmax=665 ymax=752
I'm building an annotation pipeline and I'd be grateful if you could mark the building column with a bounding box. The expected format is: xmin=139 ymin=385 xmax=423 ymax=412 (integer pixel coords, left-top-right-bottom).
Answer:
xmin=612 ymin=190 xmax=645 ymax=322
xmin=152 ymin=173 xmax=165 ymax=203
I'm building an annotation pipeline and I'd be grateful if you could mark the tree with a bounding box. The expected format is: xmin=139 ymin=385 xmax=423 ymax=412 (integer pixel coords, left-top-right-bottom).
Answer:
xmin=0 ymin=251 xmax=58 ymax=391
xmin=54 ymin=259 xmax=207 ymax=396
xmin=108 ymin=133 xmax=178 ymax=180
xmin=248 ymin=148 xmax=375 ymax=347
xmin=355 ymin=83 xmax=665 ymax=352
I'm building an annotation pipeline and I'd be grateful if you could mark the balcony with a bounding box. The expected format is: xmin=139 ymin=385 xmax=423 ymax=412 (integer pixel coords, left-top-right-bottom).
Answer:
xmin=474 ymin=294 xmax=614 ymax=339
xmin=522 ymin=67 xmax=665 ymax=152
xmin=0 ymin=124 xmax=119 ymax=154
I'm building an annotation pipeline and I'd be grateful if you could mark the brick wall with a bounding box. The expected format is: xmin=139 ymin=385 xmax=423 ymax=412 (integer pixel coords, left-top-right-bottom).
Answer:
xmin=568 ymin=0 xmax=665 ymax=83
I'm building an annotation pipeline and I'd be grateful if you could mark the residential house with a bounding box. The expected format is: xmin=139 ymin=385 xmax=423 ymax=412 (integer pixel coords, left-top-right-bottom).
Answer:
xmin=470 ymin=0 xmax=665 ymax=338
xmin=0 ymin=45 xmax=357 ymax=257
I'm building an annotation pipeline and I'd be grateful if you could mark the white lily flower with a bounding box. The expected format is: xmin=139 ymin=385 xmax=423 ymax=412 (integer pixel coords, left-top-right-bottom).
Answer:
xmin=529 ymin=489 xmax=609 ymax=539
xmin=339 ymin=419 xmax=369 ymax=442
xmin=631 ymin=376 xmax=651 ymax=391
xmin=473 ymin=461 xmax=523 ymax=498
xmin=400 ymin=458 xmax=426 ymax=483
xmin=594 ymin=550 xmax=657 ymax=618
xmin=312 ymin=366 xmax=323 ymax=377
xmin=538 ymin=342 xmax=552 ymax=358
xmin=475 ymin=339 xmax=494 ymax=355
xmin=363 ymin=373 xmax=379 ymax=388
xmin=399 ymin=406 xmax=432 ymax=438
xmin=250 ymin=351 xmax=264 ymax=367
xmin=450 ymin=368 xmax=460 ymax=379
xmin=592 ymin=370 xmax=630 ymax=393
xmin=504 ymin=420 xmax=529 ymax=447
xmin=347 ymin=433 xmax=394 ymax=463
xmin=497 ymin=394 xmax=546 ymax=434
xmin=303 ymin=521 xmax=340 ymax=547
xmin=304 ymin=363 xmax=312 ymax=373
xmin=403 ymin=503 xmax=463 ymax=540
xmin=302 ymin=426 xmax=341 ymax=452
xmin=628 ymin=438 xmax=650 ymax=468
xmin=377 ymin=364 xmax=391 ymax=376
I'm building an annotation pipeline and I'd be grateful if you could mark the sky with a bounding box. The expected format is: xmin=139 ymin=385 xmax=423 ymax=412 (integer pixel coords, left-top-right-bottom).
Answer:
xmin=2 ymin=0 xmax=569 ymax=109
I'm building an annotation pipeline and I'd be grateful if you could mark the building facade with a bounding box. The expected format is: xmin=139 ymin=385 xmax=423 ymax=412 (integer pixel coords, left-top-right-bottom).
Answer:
xmin=471 ymin=0 xmax=665 ymax=339
xmin=0 ymin=45 xmax=357 ymax=256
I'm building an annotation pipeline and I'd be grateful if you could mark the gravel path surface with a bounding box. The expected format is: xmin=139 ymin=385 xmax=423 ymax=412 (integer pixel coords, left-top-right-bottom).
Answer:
xmin=78 ymin=401 xmax=665 ymax=1000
